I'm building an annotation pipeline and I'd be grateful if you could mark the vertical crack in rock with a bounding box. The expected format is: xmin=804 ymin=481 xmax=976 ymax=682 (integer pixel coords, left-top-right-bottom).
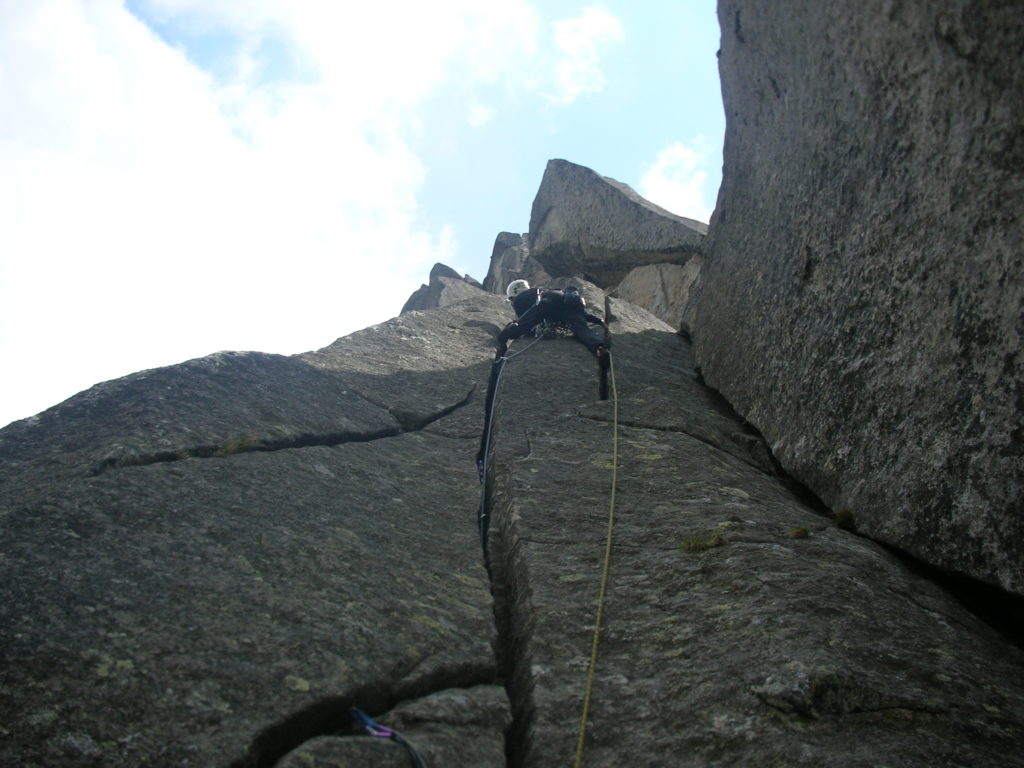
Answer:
xmin=483 ymin=469 xmax=536 ymax=768
xmin=475 ymin=327 xmax=1024 ymax=767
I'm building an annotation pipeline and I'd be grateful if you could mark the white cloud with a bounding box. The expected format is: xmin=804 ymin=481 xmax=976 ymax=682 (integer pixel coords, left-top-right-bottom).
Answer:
xmin=138 ymin=0 xmax=540 ymax=109
xmin=467 ymin=102 xmax=495 ymax=128
xmin=0 ymin=0 xmax=540 ymax=426
xmin=638 ymin=139 xmax=718 ymax=223
xmin=549 ymin=6 xmax=623 ymax=104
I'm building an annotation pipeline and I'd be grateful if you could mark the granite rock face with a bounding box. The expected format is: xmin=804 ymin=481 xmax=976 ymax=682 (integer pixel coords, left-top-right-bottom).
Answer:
xmin=4 ymin=3 xmax=1024 ymax=755
xmin=614 ymin=260 xmax=703 ymax=332
xmin=528 ymin=159 xmax=707 ymax=286
xmin=400 ymin=262 xmax=485 ymax=314
xmin=275 ymin=686 xmax=510 ymax=768
xmin=692 ymin=0 xmax=1024 ymax=594
xmin=483 ymin=307 xmax=1024 ymax=767
xmin=481 ymin=232 xmax=552 ymax=296
xmin=0 ymin=301 xmax=510 ymax=768
xmin=2 ymin=272 xmax=1024 ymax=766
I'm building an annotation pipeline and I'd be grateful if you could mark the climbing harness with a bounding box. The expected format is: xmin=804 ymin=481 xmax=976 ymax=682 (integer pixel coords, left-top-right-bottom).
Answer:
xmin=574 ymin=351 xmax=619 ymax=768
xmin=351 ymin=707 xmax=427 ymax=768
xmin=537 ymin=318 xmax=574 ymax=339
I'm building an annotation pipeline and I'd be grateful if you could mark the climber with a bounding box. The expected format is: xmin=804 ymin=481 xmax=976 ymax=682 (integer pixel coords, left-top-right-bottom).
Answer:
xmin=476 ymin=279 xmax=612 ymax=484
xmin=497 ymin=280 xmax=610 ymax=369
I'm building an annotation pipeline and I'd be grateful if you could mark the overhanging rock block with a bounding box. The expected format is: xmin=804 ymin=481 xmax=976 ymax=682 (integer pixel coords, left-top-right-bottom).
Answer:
xmin=528 ymin=159 xmax=707 ymax=287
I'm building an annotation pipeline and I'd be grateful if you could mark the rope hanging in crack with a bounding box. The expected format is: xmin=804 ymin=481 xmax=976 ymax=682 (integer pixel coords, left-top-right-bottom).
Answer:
xmin=574 ymin=350 xmax=619 ymax=768
xmin=476 ymin=335 xmax=546 ymax=567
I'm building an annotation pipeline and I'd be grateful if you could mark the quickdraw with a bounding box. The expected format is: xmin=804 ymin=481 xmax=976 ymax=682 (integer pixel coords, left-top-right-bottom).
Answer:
xmin=351 ymin=708 xmax=427 ymax=768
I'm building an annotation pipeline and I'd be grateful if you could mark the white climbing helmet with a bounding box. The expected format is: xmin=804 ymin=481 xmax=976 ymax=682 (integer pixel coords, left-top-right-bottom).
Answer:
xmin=506 ymin=279 xmax=530 ymax=300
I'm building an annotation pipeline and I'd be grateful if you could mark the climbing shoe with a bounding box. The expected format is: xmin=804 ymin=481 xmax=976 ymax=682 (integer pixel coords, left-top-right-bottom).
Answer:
xmin=496 ymin=322 xmax=518 ymax=356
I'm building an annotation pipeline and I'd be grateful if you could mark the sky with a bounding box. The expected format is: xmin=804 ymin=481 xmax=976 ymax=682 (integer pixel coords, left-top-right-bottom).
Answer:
xmin=0 ymin=0 xmax=724 ymax=428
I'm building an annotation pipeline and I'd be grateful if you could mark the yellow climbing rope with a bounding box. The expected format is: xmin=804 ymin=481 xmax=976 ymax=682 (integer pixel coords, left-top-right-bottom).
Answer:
xmin=574 ymin=352 xmax=619 ymax=767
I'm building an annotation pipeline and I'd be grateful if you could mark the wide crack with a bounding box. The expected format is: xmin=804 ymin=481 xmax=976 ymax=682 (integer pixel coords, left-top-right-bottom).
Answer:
xmin=482 ymin=468 xmax=536 ymax=768
xmin=89 ymin=385 xmax=476 ymax=476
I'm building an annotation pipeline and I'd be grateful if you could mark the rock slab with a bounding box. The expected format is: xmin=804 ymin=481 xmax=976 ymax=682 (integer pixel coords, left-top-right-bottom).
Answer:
xmin=0 ymin=304 xmax=509 ymax=768
xmin=692 ymin=0 xmax=1024 ymax=594
xmin=483 ymin=312 xmax=1024 ymax=767
xmin=3 ymin=269 xmax=1024 ymax=768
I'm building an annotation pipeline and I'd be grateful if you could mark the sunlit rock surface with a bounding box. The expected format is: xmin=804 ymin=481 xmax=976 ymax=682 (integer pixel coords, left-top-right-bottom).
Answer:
xmin=528 ymin=158 xmax=705 ymax=286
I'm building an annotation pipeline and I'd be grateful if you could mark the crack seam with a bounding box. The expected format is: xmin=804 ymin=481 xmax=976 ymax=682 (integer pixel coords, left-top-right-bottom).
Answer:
xmin=577 ymin=412 xmax=779 ymax=476
xmin=90 ymin=385 xmax=478 ymax=477
xmin=231 ymin=664 xmax=499 ymax=768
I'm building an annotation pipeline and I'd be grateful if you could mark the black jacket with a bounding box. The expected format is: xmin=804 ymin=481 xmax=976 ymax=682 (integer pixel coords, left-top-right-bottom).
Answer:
xmin=510 ymin=287 xmax=543 ymax=316
xmin=511 ymin=287 xmax=603 ymax=325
